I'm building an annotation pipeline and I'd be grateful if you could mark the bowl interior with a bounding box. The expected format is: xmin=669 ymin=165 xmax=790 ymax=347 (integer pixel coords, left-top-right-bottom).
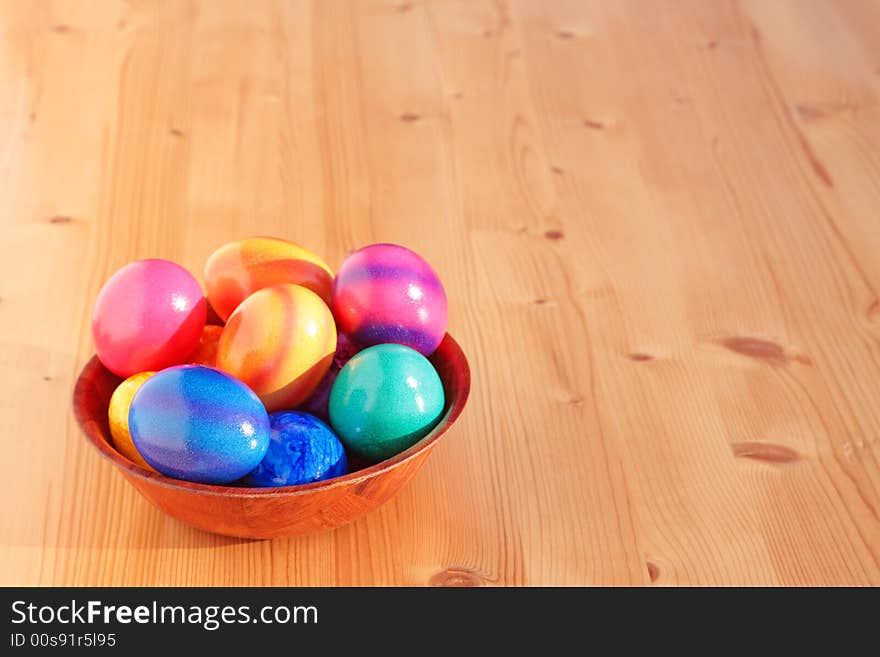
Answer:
xmin=73 ymin=333 xmax=470 ymax=497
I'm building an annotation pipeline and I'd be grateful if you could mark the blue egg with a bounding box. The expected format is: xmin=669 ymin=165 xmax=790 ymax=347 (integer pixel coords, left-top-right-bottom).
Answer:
xmin=240 ymin=411 xmax=348 ymax=487
xmin=129 ymin=365 xmax=270 ymax=484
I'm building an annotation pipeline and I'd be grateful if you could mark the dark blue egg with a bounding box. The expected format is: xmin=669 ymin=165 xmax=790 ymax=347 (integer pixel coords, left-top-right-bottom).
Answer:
xmin=129 ymin=365 xmax=270 ymax=484
xmin=240 ymin=411 xmax=348 ymax=487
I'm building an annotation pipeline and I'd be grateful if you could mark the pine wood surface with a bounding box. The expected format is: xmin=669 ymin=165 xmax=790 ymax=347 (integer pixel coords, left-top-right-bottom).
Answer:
xmin=1 ymin=0 xmax=879 ymax=586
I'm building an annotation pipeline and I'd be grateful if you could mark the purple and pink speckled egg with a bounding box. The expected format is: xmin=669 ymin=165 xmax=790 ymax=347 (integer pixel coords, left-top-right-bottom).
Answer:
xmin=331 ymin=243 xmax=447 ymax=356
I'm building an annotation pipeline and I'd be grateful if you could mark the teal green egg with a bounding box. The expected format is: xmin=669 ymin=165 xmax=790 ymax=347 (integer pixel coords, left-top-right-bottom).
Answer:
xmin=329 ymin=343 xmax=445 ymax=463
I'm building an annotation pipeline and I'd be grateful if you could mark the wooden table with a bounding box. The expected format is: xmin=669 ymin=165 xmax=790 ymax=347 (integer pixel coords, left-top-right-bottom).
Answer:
xmin=2 ymin=0 xmax=879 ymax=586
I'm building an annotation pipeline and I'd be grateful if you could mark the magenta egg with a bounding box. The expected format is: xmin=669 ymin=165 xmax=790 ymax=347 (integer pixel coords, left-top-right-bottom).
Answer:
xmin=92 ymin=259 xmax=207 ymax=377
xmin=332 ymin=243 xmax=448 ymax=356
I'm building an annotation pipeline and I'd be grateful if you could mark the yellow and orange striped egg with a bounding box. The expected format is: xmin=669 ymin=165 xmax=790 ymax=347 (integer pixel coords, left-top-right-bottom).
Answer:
xmin=215 ymin=283 xmax=336 ymax=412
xmin=204 ymin=237 xmax=334 ymax=322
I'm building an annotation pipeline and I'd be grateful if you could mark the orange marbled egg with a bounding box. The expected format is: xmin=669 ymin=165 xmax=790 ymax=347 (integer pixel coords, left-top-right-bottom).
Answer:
xmin=204 ymin=237 xmax=334 ymax=322
xmin=187 ymin=324 xmax=224 ymax=367
xmin=216 ymin=284 xmax=336 ymax=412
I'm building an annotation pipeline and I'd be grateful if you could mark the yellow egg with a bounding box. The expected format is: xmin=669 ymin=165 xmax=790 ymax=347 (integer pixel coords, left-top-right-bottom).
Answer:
xmin=108 ymin=371 xmax=156 ymax=470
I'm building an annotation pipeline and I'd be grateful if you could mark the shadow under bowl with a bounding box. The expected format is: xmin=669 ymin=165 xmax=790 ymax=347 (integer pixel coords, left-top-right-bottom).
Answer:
xmin=72 ymin=333 xmax=470 ymax=539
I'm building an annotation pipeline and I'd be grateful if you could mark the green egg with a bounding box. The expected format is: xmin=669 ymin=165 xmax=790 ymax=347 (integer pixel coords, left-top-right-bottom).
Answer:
xmin=329 ymin=343 xmax=445 ymax=463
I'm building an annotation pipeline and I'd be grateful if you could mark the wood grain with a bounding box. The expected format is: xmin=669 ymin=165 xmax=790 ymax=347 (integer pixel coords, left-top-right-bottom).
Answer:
xmin=1 ymin=0 xmax=879 ymax=586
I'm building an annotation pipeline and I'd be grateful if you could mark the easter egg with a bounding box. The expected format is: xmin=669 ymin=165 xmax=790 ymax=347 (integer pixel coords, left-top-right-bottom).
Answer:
xmin=204 ymin=237 xmax=334 ymax=322
xmin=129 ymin=365 xmax=270 ymax=484
xmin=92 ymin=259 xmax=207 ymax=377
xmin=216 ymin=283 xmax=336 ymax=412
xmin=107 ymin=371 xmax=156 ymax=471
xmin=299 ymin=333 xmax=360 ymax=422
xmin=329 ymin=344 xmax=445 ymax=463
xmin=331 ymin=243 xmax=447 ymax=356
xmin=187 ymin=324 xmax=223 ymax=366
xmin=240 ymin=411 xmax=348 ymax=487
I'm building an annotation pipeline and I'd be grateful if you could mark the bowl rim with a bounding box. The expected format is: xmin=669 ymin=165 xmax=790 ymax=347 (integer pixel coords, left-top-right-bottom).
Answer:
xmin=73 ymin=333 xmax=470 ymax=498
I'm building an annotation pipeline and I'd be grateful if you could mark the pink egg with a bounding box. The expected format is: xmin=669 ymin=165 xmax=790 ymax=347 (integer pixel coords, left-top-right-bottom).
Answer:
xmin=92 ymin=259 xmax=207 ymax=377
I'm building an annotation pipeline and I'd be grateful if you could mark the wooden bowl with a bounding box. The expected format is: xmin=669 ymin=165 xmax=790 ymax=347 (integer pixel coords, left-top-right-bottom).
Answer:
xmin=73 ymin=334 xmax=470 ymax=539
